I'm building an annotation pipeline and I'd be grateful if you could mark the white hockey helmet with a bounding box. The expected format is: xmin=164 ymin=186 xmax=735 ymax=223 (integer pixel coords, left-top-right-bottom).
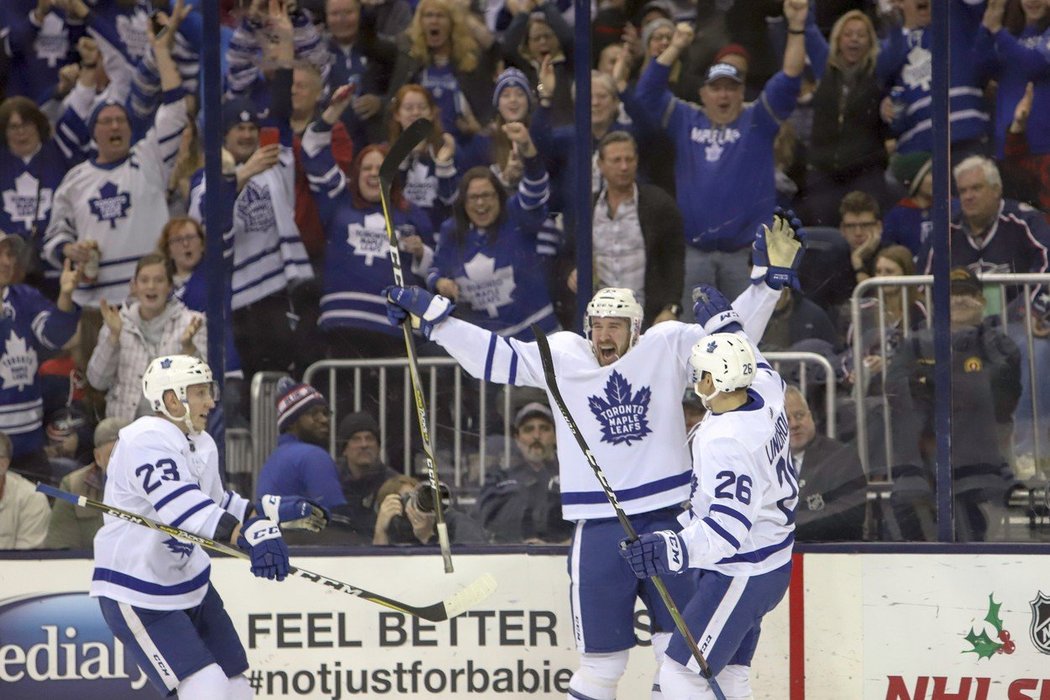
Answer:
xmin=142 ymin=355 xmax=215 ymax=433
xmin=689 ymin=333 xmax=756 ymax=408
xmin=584 ymin=287 xmax=644 ymax=353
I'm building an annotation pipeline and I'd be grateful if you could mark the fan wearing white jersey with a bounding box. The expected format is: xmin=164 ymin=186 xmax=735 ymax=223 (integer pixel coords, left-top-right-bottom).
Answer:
xmin=385 ymin=216 xmax=804 ymax=700
xmin=620 ymin=329 xmax=799 ymax=700
xmin=91 ymin=355 xmax=327 ymax=699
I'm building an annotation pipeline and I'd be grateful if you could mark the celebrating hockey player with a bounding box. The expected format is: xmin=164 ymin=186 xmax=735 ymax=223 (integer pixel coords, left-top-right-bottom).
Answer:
xmin=620 ymin=326 xmax=799 ymax=699
xmin=385 ymin=215 xmax=803 ymax=699
xmin=90 ymin=354 xmax=327 ymax=698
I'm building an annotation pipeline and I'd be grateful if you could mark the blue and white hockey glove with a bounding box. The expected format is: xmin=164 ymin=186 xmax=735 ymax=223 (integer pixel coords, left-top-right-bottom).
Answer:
xmin=752 ymin=209 xmax=805 ymax=290
xmin=384 ymin=285 xmax=455 ymax=339
xmin=237 ymin=517 xmax=290 ymax=581
xmin=257 ymin=494 xmax=329 ymax=532
xmin=619 ymin=531 xmax=689 ymax=579
xmin=692 ymin=285 xmax=743 ymax=335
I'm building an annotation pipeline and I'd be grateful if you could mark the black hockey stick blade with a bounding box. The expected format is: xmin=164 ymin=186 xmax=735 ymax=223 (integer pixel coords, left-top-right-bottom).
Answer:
xmin=36 ymin=484 xmax=494 ymax=622
xmin=380 ymin=118 xmax=432 ymax=190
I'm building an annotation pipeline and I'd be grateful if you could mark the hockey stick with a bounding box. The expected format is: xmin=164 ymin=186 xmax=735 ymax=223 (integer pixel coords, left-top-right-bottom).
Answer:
xmin=531 ymin=326 xmax=727 ymax=699
xmin=36 ymin=484 xmax=496 ymax=622
xmin=378 ymin=117 xmax=454 ymax=574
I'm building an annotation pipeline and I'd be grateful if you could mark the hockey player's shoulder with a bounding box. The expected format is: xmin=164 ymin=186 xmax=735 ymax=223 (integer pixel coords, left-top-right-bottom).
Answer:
xmin=122 ymin=416 xmax=188 ymax=451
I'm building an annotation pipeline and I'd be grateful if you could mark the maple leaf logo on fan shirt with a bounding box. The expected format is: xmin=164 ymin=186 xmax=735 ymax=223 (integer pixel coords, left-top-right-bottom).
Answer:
xmin=587 ymin=371 xmax=652 ymax=446
xmin=456 ymin=253 xmax=515 ymax=317
xmin=0 ymin=331 xmax=38 ymax=391
xmin=89 ymin=182 xmax=131 ymax=228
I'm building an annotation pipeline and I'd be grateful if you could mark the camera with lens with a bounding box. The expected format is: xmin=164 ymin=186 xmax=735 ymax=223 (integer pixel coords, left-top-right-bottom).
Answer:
xmin=400 ymin=481 xmax=451 ymax=514
xmin=388 ymin=482 xmax=452 ymax=543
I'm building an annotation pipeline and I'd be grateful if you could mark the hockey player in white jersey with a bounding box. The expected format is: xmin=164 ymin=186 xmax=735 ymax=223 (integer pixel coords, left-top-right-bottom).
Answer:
xmin=620 ymin=326 xmax=799 ymax=699
xmin=385 ymin=216 xmax=804 ymax=699
xmin=91 ymin=354 xmax=327 ymax=698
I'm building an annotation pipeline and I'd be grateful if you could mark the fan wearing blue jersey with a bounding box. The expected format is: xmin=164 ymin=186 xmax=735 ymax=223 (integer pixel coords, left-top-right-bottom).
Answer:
xmin=385 ymin=215 xmax=804 ymax=700
xmin=91 ymin=354 xmax=327 ymax=699
xmin=620 ymin=329 xmax=798 ymax=700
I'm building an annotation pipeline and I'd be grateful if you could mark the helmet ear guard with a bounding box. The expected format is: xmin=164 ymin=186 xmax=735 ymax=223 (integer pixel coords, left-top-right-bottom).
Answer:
xmin=584 ymin=287 xmax=644 ymax=355
xmin=689 ymin=333 xmax=756 ymax=409
xmin=142 ymin=355 xmax=216 ymax=434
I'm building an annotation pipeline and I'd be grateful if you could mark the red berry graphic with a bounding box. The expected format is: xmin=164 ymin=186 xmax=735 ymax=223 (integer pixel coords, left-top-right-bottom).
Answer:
xmin=996 ymin=646 xmax=1004 ymax=654
xmin=999 ymin=630 xmax=1011 ymax=641
xmin=1005 ymin=641 xmax=1016 ymax=654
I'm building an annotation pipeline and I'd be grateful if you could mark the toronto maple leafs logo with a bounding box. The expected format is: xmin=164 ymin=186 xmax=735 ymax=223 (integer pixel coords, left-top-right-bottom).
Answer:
xmin=89 ymin=182 xmax=131 ymax=228
xmin=587 ymin=371 xmax=652 ymax=446
xmin=346 ymin=212 xmax=389 ymax=265
xmin=902 ymin=44 xmax=932 ymax=92
xmin=237 ymin=181 xmax=277 ymax=235
xmin=162 ymin=537 xmax=194 ymax=558
xmin=3 ymin=172 xmax=52 ymax=232
xmin=1 ymin=331 xmax=39 ymax=391
xmin=456 ymin=253 xmax=515 ymax=317
xmin=34 ymin=14 xmax=70 ymax=68
xmin=706 ymin=340 xmax=717 ymax=353
xmin=161 ymin=358 xmax=173 ymax=369
xmin=402 ymin=160 xmax=438 ymax=208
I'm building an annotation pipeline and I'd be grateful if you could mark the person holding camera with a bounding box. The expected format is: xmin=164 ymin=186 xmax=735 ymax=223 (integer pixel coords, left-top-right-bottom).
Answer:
xmin=372 ymin=475 xmax=487 ymax=546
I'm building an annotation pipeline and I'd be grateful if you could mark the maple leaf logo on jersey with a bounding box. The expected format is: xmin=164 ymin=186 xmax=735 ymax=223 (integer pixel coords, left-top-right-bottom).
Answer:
xmin=402 ymin=159 xmax=437 ymax=207
xmin=587 ymin=371 xmax=652 ymax=446
xmin=346 ymin=212 xmax=389 ymax=265
xmin=456 ymin=253 xmax=515 ymax=317
xmin=0 ymin=331 xmax=39 ymax=391
xmin=89 ymin=182 xmax=131 ymax=228
xmin=162 ymin=537 xmax=194 ymax=558
xmin=3 ymin=172 xmax=52 ymax=232
xmin=902 ymin=43 xmax=932 ymax=92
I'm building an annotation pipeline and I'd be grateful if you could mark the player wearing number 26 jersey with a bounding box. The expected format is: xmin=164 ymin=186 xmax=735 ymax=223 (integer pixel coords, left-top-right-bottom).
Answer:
xmin=621 ymin=330 xmax=798 ymax=699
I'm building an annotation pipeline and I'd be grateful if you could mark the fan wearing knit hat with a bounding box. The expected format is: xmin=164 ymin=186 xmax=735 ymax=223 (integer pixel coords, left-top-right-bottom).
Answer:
xmin=256 ymin=377 xmax=349 ymax=512
xmin=335 ymin=411 xmax=399 ymax=538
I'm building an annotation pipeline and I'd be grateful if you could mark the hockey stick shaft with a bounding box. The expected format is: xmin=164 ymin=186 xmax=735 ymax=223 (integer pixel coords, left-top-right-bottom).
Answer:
xmin=378 ymin=117 xmax=453 ymax=573
xmin=36 ymin=484 xmax=495 ymax=622
xmin=531 ymin=326 xmax=726 ymax=698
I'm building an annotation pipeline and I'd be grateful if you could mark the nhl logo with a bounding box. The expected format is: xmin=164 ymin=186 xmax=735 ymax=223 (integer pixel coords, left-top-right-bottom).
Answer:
xmin=1030 ymin=591 xmax=1050 ymax=654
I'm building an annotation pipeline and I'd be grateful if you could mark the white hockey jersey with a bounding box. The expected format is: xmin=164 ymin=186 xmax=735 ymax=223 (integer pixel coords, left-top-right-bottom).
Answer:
xmin=678 ymin=341 xmax=798 ymax=577
xmin=429 ymin=283 xmax=779 ymax=521
xmin=188 ymin=141 xmax=313 ymax=311
xmin=42 ymin=95 xmax=188 ymax=308
xmin=91 ymin=417 xmax=251 ymax=610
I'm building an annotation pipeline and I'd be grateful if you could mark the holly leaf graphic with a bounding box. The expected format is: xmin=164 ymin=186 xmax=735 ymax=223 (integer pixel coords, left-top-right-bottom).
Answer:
xmin=984 ymin=594 xmax=1003 ymax=633
xmin=962 ymin=628 xmax=1001 ymax=660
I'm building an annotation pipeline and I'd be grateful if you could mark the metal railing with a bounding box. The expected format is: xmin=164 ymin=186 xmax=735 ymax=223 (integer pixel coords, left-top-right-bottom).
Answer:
xmin=290 ymin=351 xmax=837 ymax=490
xmin=851 ymin=272 xmax=1050 ymax=479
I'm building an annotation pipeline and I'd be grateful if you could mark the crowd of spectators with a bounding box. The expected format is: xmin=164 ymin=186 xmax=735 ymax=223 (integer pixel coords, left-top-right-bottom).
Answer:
xmin=2 ymin=0 xmax=1050 ymax=549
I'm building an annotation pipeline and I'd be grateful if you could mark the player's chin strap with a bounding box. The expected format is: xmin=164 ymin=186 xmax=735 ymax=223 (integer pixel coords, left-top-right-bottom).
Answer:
xmin=694 ymin=384 xmax=719 ymax=412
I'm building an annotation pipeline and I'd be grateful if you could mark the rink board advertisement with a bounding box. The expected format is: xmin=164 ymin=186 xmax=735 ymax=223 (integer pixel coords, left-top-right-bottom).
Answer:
xmin=803 ymin=553 xmax=1050 ymax=700
xmin=0 ymin=552 xmax=788 ymax=699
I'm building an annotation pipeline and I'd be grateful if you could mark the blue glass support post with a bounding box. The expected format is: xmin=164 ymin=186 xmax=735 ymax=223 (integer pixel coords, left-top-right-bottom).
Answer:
xmin=573 ymin=0 xmax=592 ymax=329
xmin=201 ymin=3 xmax=226 ymax=457
xmin=930 ymin=0 xmax=953 ymax=542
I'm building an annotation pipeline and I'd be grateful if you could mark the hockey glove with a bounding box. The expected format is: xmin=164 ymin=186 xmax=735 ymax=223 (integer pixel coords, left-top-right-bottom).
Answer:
xmin=237 ymin=517 xmax=290 ymax=581
xmin=692 ymin=285 xmax=743 ymax=335
xmin=384 ymin=285 xmax=455 ymax=339
xmin=753 ymin=209 xmax=805 ymax=290
xmin=619 ymin=530 xmax=689 ymax=579
xmin=257 ymin=494 xmax=329 ymax=532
